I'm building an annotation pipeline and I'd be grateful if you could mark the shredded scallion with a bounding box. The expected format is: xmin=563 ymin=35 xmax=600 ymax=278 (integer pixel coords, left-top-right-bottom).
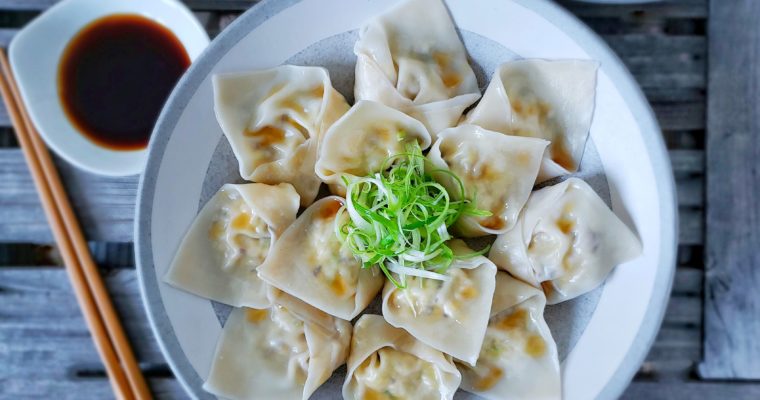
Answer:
xmin=335 ymin=141 xmax=491 ymax=288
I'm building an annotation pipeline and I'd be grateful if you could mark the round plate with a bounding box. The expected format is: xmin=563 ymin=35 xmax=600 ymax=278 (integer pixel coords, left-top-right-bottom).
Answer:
xmin=136 ymin=0 xmax=677 ymax=399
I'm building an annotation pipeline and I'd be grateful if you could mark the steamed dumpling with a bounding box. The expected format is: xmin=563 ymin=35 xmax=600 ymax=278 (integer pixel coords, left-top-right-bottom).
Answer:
xmin=204 ymin=290 xmax=352 ymax=400
xmin=382 ymin=240 xmax=497 ymax=365
xmin=426 ymin=124 xmax=548 ymax=237
xmin=458 ymin=272 xmax=560 ymax=400
xmin=489 ymin=178 xmax=642 ymax=304
xmin=315 ymin=100 xmax=432 ymax=194
xmin=463 ymin=60 xmax=598 ymax=181
xmin=213 ymin=65 xmax=350 ymax=205
xmin=165 ymin=183 xmax=299 ymax=308
xmin=257 ymin=196 xmax=385 ymax=320
xmin=343 ymin=314 xmax=461 ymax=400
xmin=354 ymin=0 xmax=480 ymax=136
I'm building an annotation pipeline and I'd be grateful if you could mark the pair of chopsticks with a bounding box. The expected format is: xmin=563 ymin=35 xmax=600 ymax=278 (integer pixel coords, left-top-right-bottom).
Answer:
xmin=0 ymin=49 xmax=151 ymax=400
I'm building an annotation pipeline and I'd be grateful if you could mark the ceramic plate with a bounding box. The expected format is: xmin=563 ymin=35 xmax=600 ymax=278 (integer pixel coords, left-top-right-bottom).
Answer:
xmin=136 ymin=0 xmax=677 ymax=399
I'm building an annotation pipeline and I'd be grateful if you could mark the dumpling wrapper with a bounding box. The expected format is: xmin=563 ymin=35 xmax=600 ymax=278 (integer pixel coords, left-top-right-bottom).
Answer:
xmin=315 ymin=100 xmax=432 ymax=195
xmin=463 ymin=59 xmax=598 ymax=182
xmin=354 ymin=0 xmax=480 ymax=137
xmin=427 ymin=124 xmax=548 ymax=237
xmin=165 ymin=183 xmax=299 ymax=308
xmin=382 ymin=240 xmax=497 ymax=365
xmin=213 ymin=65 xmax=349 ymax=205
xmin=343 ymin=314 xmax=461 ymax=400
xmin=489 ymin=177 xmax=642 ymax=304
xmin=258 ymin=196 xmax=385 ymax=320
xmin=458 ymin=272 xmax=560 ymax=400
xmin=204 ymin=290 xmax=352 ymax=400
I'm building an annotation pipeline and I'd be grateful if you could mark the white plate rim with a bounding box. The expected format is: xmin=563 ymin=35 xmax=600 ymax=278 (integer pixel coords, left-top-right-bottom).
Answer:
xmin=135 ymin=0 xmax=678 ymax=399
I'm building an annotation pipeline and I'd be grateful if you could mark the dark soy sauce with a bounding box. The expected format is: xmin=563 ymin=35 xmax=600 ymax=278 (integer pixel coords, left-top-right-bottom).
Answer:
xmin=58 ymin=14 xmax=190 ymax=151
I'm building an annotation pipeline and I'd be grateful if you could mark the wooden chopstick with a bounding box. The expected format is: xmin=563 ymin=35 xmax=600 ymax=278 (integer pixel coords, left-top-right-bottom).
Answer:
xmin=0 ymin=49 xmax=151 ymax=400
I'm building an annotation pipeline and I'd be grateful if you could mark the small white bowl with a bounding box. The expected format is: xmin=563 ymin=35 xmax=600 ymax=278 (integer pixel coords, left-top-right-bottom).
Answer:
xmin=9 ymin=0 xmax=209 ymax=176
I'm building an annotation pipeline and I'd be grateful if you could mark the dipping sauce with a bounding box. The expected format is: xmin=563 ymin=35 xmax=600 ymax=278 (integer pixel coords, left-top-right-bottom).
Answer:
xmin=58 ymin=14 xmax=190 ymax=151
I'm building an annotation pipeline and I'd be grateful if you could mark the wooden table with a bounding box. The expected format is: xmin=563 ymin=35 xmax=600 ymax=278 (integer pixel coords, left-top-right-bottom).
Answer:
xmin=1 ymin=1 xmax=759 ymax=398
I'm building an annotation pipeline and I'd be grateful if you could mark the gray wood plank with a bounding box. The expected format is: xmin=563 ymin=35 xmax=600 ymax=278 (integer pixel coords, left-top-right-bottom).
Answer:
xmin=699 ymin=0 xmax=760 ymax=380
xmin=0 ymin=265 xmax=704 ymax=398
xmin=558 ymin=0 xmax=708 ymax=19
xmin=623 ymin=382 xmax=760 ymax=400
xmin=0 ymin=148 xmax=705 ymax=243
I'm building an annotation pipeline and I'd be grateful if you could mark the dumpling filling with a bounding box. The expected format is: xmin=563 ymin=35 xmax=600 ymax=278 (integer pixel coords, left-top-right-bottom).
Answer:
xmin=352 ymin=347 xmax=446 ymax=400
xmin=209 ymin=189 xmax=272 ymax=272
xmin=307 ymin=205 xmax=360 ymax=299
xmin=387 ymin=268 xmax=479 ymax=321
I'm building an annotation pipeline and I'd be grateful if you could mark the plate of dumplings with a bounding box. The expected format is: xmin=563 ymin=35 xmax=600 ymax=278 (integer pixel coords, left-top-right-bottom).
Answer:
xmin=136 ymin=0 xmax=677 ymax=399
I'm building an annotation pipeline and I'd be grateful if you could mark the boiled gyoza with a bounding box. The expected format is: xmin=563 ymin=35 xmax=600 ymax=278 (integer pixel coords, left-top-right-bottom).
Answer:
xmin=315 ymin=100 xmax=431 ymax=195
xmin=458 ymin=272 xmax=560 ymax=400
xmin=213 ymin=65 xmax=349 ymax=205
xmin=489 ymin=178 xmax=642 ymax=304
xmin=165 ymin=183 xmax=299 ymax=308
xmin=204 ymin=290 xmax=352 ymax=400
xmin=427 ymin=124 xmax=548 ymax=237
xmin=382 ymin=240 xmax=497 ymax=365
xmin=343 ymin=314 xmax=461 ymax=400
xmin=463 ymin=60 xmax=598 ymax=181
xmin=257 ymin=196 xmax=385 ymax=320
xmin=354 ymin=0 xmax=480 ymax=136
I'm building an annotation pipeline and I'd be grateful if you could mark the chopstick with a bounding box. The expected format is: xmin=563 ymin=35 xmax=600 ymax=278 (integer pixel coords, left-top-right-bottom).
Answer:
xmin=0 ymin=49 xmax=151 ymax=400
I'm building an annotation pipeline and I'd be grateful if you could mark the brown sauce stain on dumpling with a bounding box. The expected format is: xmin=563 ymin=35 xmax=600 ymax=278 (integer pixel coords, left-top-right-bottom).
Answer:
xmin=551 ymin=139 xmax=576 ymax=171
xmin=442 ymin=73 xmax=461 ymax=88
xmin=556 ymin=217 xmax=574 ymax=235
xmin=525 ymin=334 xmax=547 ymax=357
xmin=496 ymin=308 xmax=527 ymax=331
xmin=330 ymin=274 xmax=349 ymax=297
xmin=319 ymin=199 xmax=344 ymax=220
xmin=474 ymin=365 xmax=504 ymax=391
xmin=244 ymin=125 xmax=285 ymax=147
xmin=311 ymin=85 xmax=324 ymax=99
xmin=541 ymin=281 xmax=555 ymax=297
xmin=245 ymin=308 xmax=268 ymax=323
xmin=481 ymin=215 xmax=506 ymax=231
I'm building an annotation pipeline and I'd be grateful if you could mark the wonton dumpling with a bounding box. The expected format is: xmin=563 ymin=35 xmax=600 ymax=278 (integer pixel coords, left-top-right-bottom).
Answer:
xmin=204 ymin=291 xmax=352 ymax=400
xmin=354 ymin=0 xmax=481 ymax=136
xmin=165 ymin=183 xmax=299 ymax=308
xmin=458 ymin=272 xmax=560 ymax=400
xmin=258 ymin=196 xmax=385 ymax=320
xmin=382 ymin=240 xmax=497 ymax=365
xmin=489 ymin=178 xmax=642 ymax=304
xmin=315 ymin=100 xmax=431 ymax=193
xmin=343 ymin=314 xmax=461 ymax=400
xmin=427 ymin=124 xmax=548 ymax=237
xmin=463 ymin=60 xmax=598 ymax=182
xmin=214 ymin=65 xmax=349 ymax=205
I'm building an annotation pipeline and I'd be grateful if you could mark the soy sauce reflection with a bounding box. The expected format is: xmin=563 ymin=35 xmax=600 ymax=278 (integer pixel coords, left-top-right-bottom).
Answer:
xmin=58 ymin=14 xmax=190 ymax=151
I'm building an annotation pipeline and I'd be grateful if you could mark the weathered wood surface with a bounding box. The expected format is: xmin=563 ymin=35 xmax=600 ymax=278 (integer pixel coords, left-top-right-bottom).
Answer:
xmin=0 ymin=148 xmax=705 ymax=243
xmin=699 ymin=0 xmax=760 ymax=380
xmin=0 ymin=0 xmax=742 ymax=398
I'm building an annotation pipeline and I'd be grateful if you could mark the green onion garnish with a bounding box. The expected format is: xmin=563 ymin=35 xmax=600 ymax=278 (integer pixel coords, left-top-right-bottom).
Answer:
xmin=334 ymin=141 xmax=491 ymax=288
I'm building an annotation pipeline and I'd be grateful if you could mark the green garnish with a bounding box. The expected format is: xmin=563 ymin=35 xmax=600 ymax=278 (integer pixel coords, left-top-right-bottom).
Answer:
xmin=335 ymin=141 xmax=491 ymax=288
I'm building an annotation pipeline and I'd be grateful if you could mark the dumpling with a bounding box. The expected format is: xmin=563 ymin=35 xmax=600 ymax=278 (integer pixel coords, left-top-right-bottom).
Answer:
xmin=204 ymin=290 xmax=352 ymax=400
xmin=257 ymin=196 xmax=385 ymax=320
xmin=489 ymin=178 xmax=642 ymax=304
xmin=463 ymin=60 xmax=598 ymax=182
xmin=315 ymin=100 xmax=431 ymax=194
xmin=165 ymin=183 xmax=299 ymax=308
xmin=427 ymin=124 xmax=548 ymax=237
xmin=382 ymin=240 xmax=497 ymax=365
xmin=213 ymin=65 xmax=350 ymax=205
xmin=354 ymin=0 xmax=481 ymax=136
xmin=458 ymin=272 xmax=560 ymax=400
xmin=343 ymin=314 xmax=461 ymax=400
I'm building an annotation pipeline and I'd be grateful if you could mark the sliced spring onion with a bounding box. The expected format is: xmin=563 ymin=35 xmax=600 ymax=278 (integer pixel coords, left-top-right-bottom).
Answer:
xmin=334 ymin=141 xmax=491 ymax=288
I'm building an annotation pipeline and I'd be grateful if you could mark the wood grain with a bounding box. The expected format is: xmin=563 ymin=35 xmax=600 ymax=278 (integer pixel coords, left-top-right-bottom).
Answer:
xmin=699 ymin=0 xmax=760 ymax=380
xmin=0 ymin=265 xmax=705 ymax=398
